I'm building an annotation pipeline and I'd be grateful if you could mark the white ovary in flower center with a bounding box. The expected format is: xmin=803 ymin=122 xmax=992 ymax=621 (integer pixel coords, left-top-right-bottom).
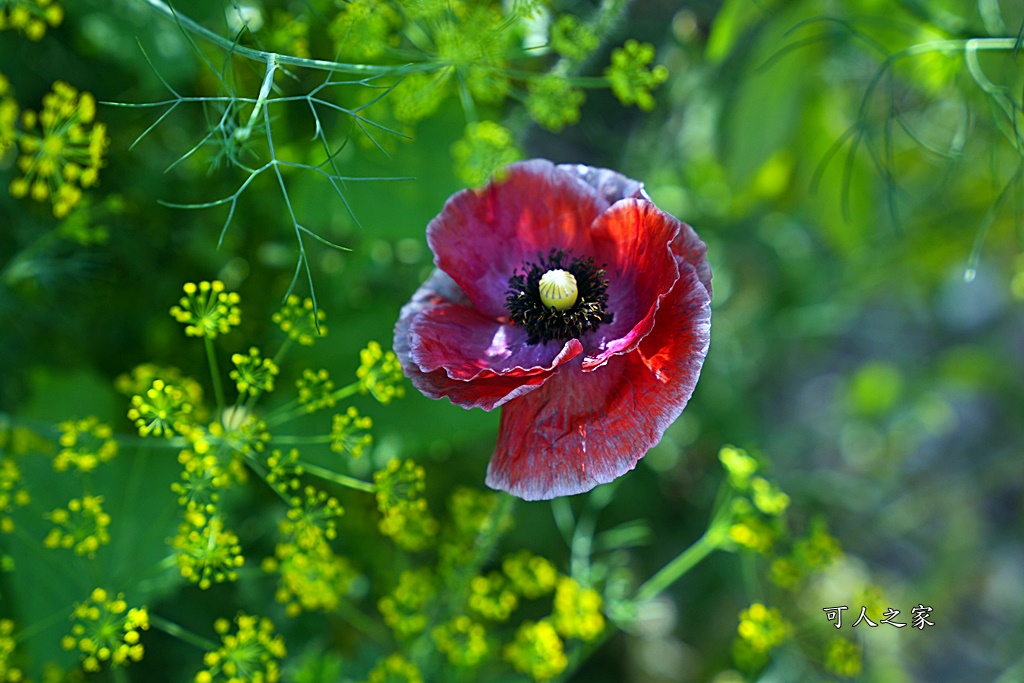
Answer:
xmin=538 ymin=269 xmax=578 ymax=311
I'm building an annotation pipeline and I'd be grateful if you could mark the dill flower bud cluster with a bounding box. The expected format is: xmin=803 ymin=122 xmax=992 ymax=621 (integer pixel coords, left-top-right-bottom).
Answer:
xmin=295 ymin=368 xmax=336 ymax=413
xmin=170 ymin=281 xmax=242 ymax=339
xmin=171 ymin=449 xmax=236 ymax=513
xmin=501 ymin=551 xmax=558 ymax=600
xmin=732 ymin=602 xmax=792 ymax=671
xmin=263 ymin=486 xmax=353 ymax=616
xmin=0 ymin=73 xmax=17 ymax=150
xmin=8 ymin=80 xmax=107 ymax=216
xmin=0 ymin=454 xmax=30 ymax=534
xmin=0 ymin=619 xmax=23 ymax=682
xmin=451 ymin=121 xmax=519 ymax=187
xmin=362 ymin=653 xmax=422 ymax=683
xmin=61 ymin=588 xmax=148 ymax=672
xmin=272 ymin=295 xmax=325 ymax=345
xmin=356 ymin=341 xmax=405 ymax=405
xmin=551 ymin=576 xmax=605 ymax=641
xmin=431 ymin=616 xmax=489 ymax=667
xmin=43 ymin=495 xmax=110 ymax=558
xmin=377 ymin=568 xmax=436 ymax=639
xmin=824 ymin=636 xmax=863 ymax=679
xmin=193 ymin=614 xmax=285 ymax=683
xmin=503 ymin=620 xmax=567 ymax=681
xmin=374 ymin=459 xmax=438 ymax=551
xmin=769 ymin=518 xmax=843 ymax=590
xmin=604 ymin=39 xmax=669 ymax=111
xmin=230 ymin=347 xmax=279 ymax=396
xmin=172 ymin=511 xmax=244 ymax=589
xmin=127 ymin=379 xmax=195 ymax=438
xmin=54 ymin=416 xmax=117 ymax=473
xmin=329 ymin=407 xmax=373 ymax=458
xmin=0 ymin=0 xmax=64 ymax=40
xmin=718 ymin=446 xmax=791 ymax=554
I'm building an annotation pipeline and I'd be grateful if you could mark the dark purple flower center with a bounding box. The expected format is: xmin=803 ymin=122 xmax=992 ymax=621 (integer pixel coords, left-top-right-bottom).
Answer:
xmin=505 ymin=249 xmax=613 ymax=344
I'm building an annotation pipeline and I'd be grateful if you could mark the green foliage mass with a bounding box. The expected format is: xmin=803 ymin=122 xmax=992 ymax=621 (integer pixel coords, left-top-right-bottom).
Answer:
xmin=2 ymin=0 xmax=1024 ymax=681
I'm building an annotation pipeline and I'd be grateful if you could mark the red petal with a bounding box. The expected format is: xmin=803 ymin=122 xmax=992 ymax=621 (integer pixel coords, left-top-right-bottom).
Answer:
xmin=582 ymin=200 xmax=684 ymax=370
xmin=394 ymin=269 xmax=582 ymax=410
xmin=427 ymin=160 xmax=609 ymax=319
xmin=485 ymin=262 xmax=712 ymax=500
xmin=673 ymin=221 xmax=712 ymax=298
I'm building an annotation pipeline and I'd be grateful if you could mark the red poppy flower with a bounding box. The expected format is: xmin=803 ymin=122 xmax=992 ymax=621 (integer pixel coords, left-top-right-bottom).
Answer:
xmin=393 ymin=159 xmax=711 ymax=500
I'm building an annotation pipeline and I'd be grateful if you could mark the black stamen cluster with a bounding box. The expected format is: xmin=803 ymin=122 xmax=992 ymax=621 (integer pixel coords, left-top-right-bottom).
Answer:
xmin=505 ymin=248 xmax=613 ymax=345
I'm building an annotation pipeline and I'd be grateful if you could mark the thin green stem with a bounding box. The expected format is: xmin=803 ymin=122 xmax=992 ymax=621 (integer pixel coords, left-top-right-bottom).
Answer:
xmin=269 ymin=435 xmax=330 ymax=446
xmin=632 ymin=484 xmax=735 ymax=605
xmin=298 ymin=461 xmax=376 ymax=493
xmin=271 ymin=336 xmax=293 ymax=368
xmin=205 ymin=336 xmax=226 ymax=415
xmin=149 ymin=614 xmax=219 ymax=651
xmin=590 ymin=0 xmax=632 ymax=42
xmin=634 ymin=527 xmax=725 ymax=604
xmin=238 ymin=55 xmax=277 ymax=139
xmin=140 ymin=0 xmax=437 ymax=76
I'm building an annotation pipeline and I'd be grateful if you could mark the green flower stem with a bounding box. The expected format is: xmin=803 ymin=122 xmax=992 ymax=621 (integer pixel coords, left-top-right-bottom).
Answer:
xmin=149 ymin=614 xmax=219 ymax=651
xmin=204 ymin=336 xmax=226 ymax=415
xmin=236 ymin=56 xmax=277 ymax=141
xmin=297 ymin=461 xmax=375 ymax=493
xmin=271 ymin=336 xmax=293 ymax=368
xmin=633 ymin=524 xmax=727 ymax=604
xmin=269 ymin=435 xmax=330 ymax=446
xmin=139 ymin=0 xmax=438 ymax=76
xmin=590 ymin=0 xmax=632 ymax=42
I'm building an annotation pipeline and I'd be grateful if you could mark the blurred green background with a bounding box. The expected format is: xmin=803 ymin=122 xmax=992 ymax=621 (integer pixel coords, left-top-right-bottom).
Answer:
xmin=2 ymin=0 xmax=1023 ymax=681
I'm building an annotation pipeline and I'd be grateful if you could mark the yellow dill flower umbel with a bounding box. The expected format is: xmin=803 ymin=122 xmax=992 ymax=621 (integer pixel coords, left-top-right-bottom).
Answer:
xmin=364 ymin=653 xmax=423 ymax=683
xmin=0 ymin=618 xmax=25 ymax=681
xmin=551 ymin=576 xmax=605 ymax=641
xmin=54 ymin=416 xmax=118 ymax=472
xmin=170 ymin=281 xmax=241 ymax=339
xmin=0 ymin=0 xmax=64 ymax=41
xmin=378 ymin=568 xmax=436 ymax=639
xmin=295 ymin=368 xmax=336 ymax=413
xmin=0 ymin=455 xmax=31 ymax=534
xmin=263 ymin=540 xmax=355 ymax=617
xmin=230 ymin=347 xmax=279 ymax=396
xmin=736 ymin=602 xmax=792 ymax=653
xmin=824 ymin=636 xmax=863 ymax=678
xmin=193 ymin=613 xmax=285 ymax=683
xmin=356 ymin=341 xmax=405 ymax=405
xmin=502 ymin=551 xmax=558 ymax=599
xmin=431 ymin=616 xmax=489 ymax=667
xmin=329 ymin=407 xmax=373 ymax=457
xmin=43 ymin=495 xmax=111 ymax=558
xmin=504 ymin=619 xmax=568 ymax=681
xmin=272 ymin=295 xmax=325 ymax=345
xmin=61 ymin=588 xmax=148 ymax=672
xmin=172 ymin=511 xmax=245 ymax=589
xmin=9 ymin=80 xmax=107 ymax=216
xmin=127 ymin=379 xmax=195 ymax=438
